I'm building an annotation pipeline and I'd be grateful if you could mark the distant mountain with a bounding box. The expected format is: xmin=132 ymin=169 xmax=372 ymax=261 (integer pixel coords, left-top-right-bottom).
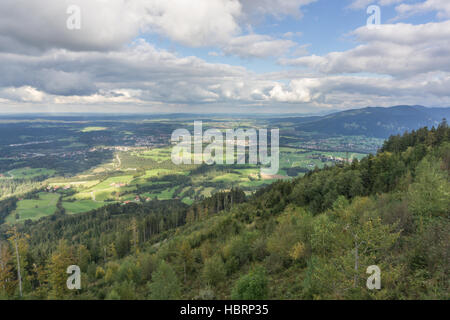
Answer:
xmin=290 ymin=105 xmax=450 ymax=138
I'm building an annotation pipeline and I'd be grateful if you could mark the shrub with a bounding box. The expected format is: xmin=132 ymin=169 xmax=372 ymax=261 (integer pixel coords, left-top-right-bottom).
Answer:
xmin=231 ymin=267 xmax=268 ymax=300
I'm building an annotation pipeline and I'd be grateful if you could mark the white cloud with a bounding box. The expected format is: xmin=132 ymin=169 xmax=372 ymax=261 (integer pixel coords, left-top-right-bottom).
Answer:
xmin=223 ymin=34 xmax=296 ymax=58
xmin=396 ymin=0 xmax=450 ymax=19
xmin=0 ymin=86 xmax=45 ymax=102
xmin=0 ymin=0 xmax=313 ymax=55
xmin=0 ymin=0 xmax=143 ymax=53
xmin=281 ymin=20 xmax=450 ymax=77
xmin=348 ymin=0 xmax=403 ymax=10
xmin=142 ymin=0 xmax=242 ymax=47
xmin=0 ymin=1 xmax=449 ymax=113
xmin=240 ymin=0 xmax=317 ymax=19
xmin=1 ymin=37 xmax=450 ymax=111
xmin=269 ymin=78 xmax=321 ymax=103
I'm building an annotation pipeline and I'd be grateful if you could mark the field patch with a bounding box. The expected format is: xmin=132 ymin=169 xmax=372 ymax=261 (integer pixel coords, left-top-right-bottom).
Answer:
xmin=63 ymin=200 xmax=107 ymax=215
xmin=7 ymin=192 xmax=59 ymax=223
xmin=81 ymin=126 xmax=107 ymax=132
xmin=87 ymin=175 xmax=134 ymax=191
xmin=3 ymin=167 xmax=56 ymax=180
xmin=132 ymin=148 xmax=172 ymax=163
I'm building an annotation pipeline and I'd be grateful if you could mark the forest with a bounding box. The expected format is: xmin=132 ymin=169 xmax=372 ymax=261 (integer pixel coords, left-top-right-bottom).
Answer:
xmin=0 ymin=120 xmax=448 ymax=300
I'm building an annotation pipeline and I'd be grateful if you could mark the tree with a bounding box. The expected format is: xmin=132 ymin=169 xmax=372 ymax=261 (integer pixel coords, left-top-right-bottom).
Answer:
xmin=0 ymin=241 xmax=15 ymax=297
xmin=7 ymin=227 xmax=29 ymax=298
xmin=130 ymin=217 xmax=139 ymax=254
xmin=178 ymin=241 xmax=193 ymax=283
xmin=408 ymin=156 xmax=450 ymax=227
xmin=202 ymin=254 xmax=226 ymax=287
xmin=47 ymin=240 xmax=75 ymax=299
xmin=148 ymin=261 xmax=181 ymax=300
xmin=231 ymin=267 xmax=268 ymax=300
xmin=305 ymin=197 xmax=401 ymax=299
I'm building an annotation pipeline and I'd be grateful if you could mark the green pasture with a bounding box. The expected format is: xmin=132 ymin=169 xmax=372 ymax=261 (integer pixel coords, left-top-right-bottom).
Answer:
xmin=80 ymin=127 xmax=108 ymax=132
xmin=63 ymin=200 xmax=107 ymax=215
xmin=7 ymin=192 xmax=59 ymax=223
xmin=3 ymin=167 xmax=56 ymax=179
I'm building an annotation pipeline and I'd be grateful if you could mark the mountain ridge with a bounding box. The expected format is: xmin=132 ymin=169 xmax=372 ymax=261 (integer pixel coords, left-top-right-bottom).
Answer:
xmin=284 ymin=105 xmax=450 ymax=138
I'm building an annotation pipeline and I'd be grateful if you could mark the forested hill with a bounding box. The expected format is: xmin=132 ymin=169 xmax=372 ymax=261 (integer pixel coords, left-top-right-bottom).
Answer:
xmin=288 ymin=105 xmax=450 ymax=138
xmin=0 ymin=121 xmax=448 ymax=300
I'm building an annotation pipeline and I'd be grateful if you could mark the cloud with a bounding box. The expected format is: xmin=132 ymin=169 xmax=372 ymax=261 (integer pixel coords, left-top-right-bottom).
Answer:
xmin=142 ymin=0 xmax=242 ymax=47
xmin=280 ymin=20 xmax=450 ymax=77
xmin=0 ymin=86 xmax=45 ymax=103
xmin=269 ymin=78 xmax=321 ymax=103
xmin=0 ymin=1 xmax=449 ymax=113
xmin=0 ymin=0 xmax=313 ymax=55
xmin=1 ymin=37 xmax=450 ymax=112
xmin=396 ymin=0 xmax=450 ymax=19
xmin=0 ymin=40 xmax=278 ymax=105
xmin=348 ymin=0 xmax=403 ymax=10
xmin=240 ymin=0 xmax=317 ymax=19
xmin=0 ymin=0 xmax=143 ymax=53
xmin=222 ymin=35 xmax=296 ymax=58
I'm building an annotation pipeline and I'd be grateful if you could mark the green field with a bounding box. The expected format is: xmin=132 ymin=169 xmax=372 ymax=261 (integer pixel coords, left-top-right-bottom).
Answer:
xmin=63 ymin=200 xmax=107 ymax=215
xmin=7 ymin=192 xmax=59 ymax=223
xmin=81 ymin=126 xmax=108 ymax=132
xmin=131 ymin=148 xmax=173 ymax=163
xmin=23 ymin=143 xmax=369 ymax=219
xmin=2 ymin=167 xmax=56 ymax=179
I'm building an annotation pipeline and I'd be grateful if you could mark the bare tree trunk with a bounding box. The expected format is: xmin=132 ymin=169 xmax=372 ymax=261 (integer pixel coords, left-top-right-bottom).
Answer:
xmin=143 ymin=226 xmax=146 ymax=243
xmin=354 ymin=239 xmax=359 ymax=288
xmin=0 ymin=242 xmax=3 ymax=270
xmin=0 ymin=242 xmax=4 ymax=291
xmin=14 ymin=238 xmax=22 ymax=297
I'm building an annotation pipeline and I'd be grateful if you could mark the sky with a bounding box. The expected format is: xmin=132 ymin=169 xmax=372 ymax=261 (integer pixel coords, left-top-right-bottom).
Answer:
xmin=0 ymin=0 xmax=449 ymax=114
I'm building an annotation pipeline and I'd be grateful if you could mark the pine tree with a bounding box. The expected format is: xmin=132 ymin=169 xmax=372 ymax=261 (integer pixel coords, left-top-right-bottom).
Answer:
xmin=47 ymin=240 xmax=75 ymax=299
xmin=148 ymin=261 xmax=181 ymax=300
xmin=7 ymin=227 xmax=29 ymax=298
xmin=0 ymin=241 xmax=15 ymax=297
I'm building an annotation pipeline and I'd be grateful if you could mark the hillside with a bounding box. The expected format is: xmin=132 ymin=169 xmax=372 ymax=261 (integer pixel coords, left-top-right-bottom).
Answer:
xmin=289 ymin=105 xmax=450 ymax=138
xmin=0 ymin=121 xmax=449 ymax=300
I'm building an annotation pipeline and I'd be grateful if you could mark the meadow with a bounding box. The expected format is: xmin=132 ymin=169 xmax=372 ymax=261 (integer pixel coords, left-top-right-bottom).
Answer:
xmin=6 ymin=192 xmax=59 ymax=223
xmin=0 ymin=117 xmax=379 ymax=224
xmin=4 ymin=142 xmax=371 ymax=224
xmin=1 ymin=167 xmax=56 ymax=180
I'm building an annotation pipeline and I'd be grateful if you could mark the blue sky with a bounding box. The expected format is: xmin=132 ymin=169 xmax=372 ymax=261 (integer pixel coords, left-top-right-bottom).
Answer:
xmin=0 ymin=0 xmax=449 ymax=114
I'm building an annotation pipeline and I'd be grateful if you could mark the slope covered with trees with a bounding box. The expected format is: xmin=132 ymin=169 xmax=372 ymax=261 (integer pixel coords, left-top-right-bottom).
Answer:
xmin=0 ymin=121 xmax=448 ymax=300
xmin=294 ymin=105 xmax=450 ymax=138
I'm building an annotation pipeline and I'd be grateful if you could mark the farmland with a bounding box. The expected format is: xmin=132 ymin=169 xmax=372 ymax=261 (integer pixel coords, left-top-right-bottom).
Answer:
xmin=0 ymin=115 xmax=384 ymax=224
xmin=6 ymin=192 xmax=59 ymax=223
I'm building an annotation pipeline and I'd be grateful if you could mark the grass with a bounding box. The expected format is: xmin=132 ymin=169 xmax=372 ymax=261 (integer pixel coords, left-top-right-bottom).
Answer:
xmin=7 ymin=192 xmax=59 ymax=223
xmin=212 ymin=173 xmax=244 ymax=182
xmin=50 ymin=180 xmax=100 ymax=189
xmin=182 ymin=197 xmax=194 ymax=205
xmin=86 ymin=175 xmax=134 ymax=192
xmin=240 ymin=180 xmax=274 ymax=188
xmin=2 ymin=167 xmax=56 ymax=179
xmin=63 ymin=200 xmax=107 ymax=215
xmin=81 ymin=126 xmax=108 ymax=132
xmin=21 ymin=145 xmax=370 ymax=219
xmin=141 ymin=187 xmax=177 ymax=200
xmin=132 ymin=148 xmax=173 ymax=163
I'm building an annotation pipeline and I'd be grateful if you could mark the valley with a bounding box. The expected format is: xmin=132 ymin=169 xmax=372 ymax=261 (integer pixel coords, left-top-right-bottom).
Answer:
xmin=0 ymin=113 xmax=381 ymax=225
